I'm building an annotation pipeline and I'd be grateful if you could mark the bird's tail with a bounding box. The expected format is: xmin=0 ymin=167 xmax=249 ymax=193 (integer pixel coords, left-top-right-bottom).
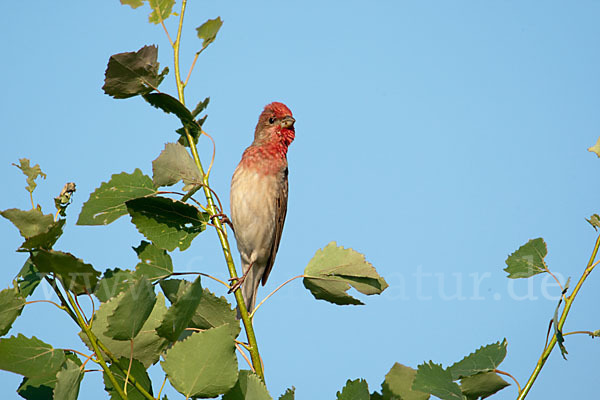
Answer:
xmin=237 ymin=263 xmax=263 ymax=318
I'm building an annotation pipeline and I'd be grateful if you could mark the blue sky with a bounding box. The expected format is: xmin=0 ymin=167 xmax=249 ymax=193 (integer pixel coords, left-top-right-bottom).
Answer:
xmin=1 ymin=1 xmax=599 ymax=399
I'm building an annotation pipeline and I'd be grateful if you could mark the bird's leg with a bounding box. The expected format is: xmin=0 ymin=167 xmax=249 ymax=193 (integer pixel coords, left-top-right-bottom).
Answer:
xmin=228 ymin=262 xmax=254 ymax=293
xmin=209 ymin=213 xmax=235 ymax=232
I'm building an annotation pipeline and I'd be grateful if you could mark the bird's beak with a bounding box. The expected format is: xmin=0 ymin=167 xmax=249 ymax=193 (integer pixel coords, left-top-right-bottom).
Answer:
xmin=281 ymin=116 xmax=295 ymax=129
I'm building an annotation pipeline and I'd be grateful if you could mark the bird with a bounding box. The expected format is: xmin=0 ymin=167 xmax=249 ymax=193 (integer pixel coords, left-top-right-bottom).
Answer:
xmin=230 ymin=102 xmax=295 ymax=315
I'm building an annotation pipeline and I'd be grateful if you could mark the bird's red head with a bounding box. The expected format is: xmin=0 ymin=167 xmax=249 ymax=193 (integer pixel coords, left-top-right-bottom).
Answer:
xmin=254 ymin=102 xmax=295 ymax=146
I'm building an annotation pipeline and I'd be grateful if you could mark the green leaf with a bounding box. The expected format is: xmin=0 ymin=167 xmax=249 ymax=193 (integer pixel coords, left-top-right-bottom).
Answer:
xmin=15 ymin=258 xmax=42 ymax=298
xmin=31 ymin=249 xmax=100 ymax=295
xmin=0 ymin=287 xmax=25 ymax=336
xmin=191 ymin=97 xmax=210 ymax=119
xmin=106 ymin=278 xmax=156 ymax=340
xmin=120 ymin=0 xmax=144 ymax=8
xmin=94 ymin=268 xmax=137 ymax=302
xmin=588 ymin=136 xmax=600 ymax=158
xmin=126 ymin=196 xmax=209 ymax=251
xmin=77 ymin=169 xmax=155 ymax=225
xmin=161 ymin=325 xmax=238 ymax=398
xmin=196 ymin=17 xmax=223 ymax=47
xmin=503 ymin=238 xmax=548 ymax=279
xmin=553 ymin=279 xmax=570 ymax=360
xmin=104 ymin=358 xmax=153 ymax=400
xmin=80 ymin=293 xmax=169 ymax=368
xmin=0 ymin=334 xmax=66 ymax=378
xmin=223 ymin=370 xmax=272 ymax=400
xmin=1 ymin=208 xmax=54 ymax=239
xmin=336 ymin=379 xmax=370 ymax=400
xmin=591 ymin=329 xmax=600 ymax=338
xmin=53 ymin=359 xmax=83 ymax=400
xmin=148 ymin=0 xmax=175 ymax=24
xmin=18 ymin=376 xmax=55 ymax=400
xmin=413 ymin=362 xmax=465 ymax=400
xmin=279 ymin=387 xmax=295 ymax=400
xmin=19 ymin=219 xmax=65 ymax=251
xmin=156 ymin=276 xmax=203 ymax=341
xmin=448 ymin=340 xmax=508 ymax=380
xmin=459 ymin=372 xmax=509 ymax=400
xmin=160 ymin=280 xmax=240 ymax=338
xmin=382 ymin=363 xmax=429 ymax=400
xmin=303 ymin=242 xmax=388 ymax=305
xmin=143 ymin=93 xmax=195 ymax=123
xmin=586 ymin=214 xmax=600 ymax=231
xmin=13 ymin=159 xmax=46 ymax=194
xmin=134 ymin=241 xmax=174 ymax=280
xmin=54 ymin=182 xmax=76 ymax=218
xmin=152 ymin=142 xmax=202 ymax=189
xmin=103 ymin=45 xmax=168 ymax=99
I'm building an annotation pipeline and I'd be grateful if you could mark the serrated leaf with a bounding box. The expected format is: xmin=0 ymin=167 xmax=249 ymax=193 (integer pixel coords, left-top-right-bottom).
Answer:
xmin=13 ymin=159 xmax=46 ymax=194
xmin=504 ymin=238 xmax=547 ymax=279
xmin=161 ymin=325 xmax=238 ymax=398
xmin=459 ymin=372 xmax=509 ymax=400
xmin=19 ymin=219 xmax=65 ymax=251
xmin=223 ymin=370 xmax=272 ymax=400
xmin=143 ymin=93 xmax=195 ymax=123
xmin=156 ymin=276 xmax=202 ymax=341
xmin=196 ymin=17 xmax=223 ymax=47
xmin=134 ymin=241 xmax=173 ymax=280
xmin=0 ymin=334 xmax=66 ymax=378
xmin=160 ymin=280 xmax=240 ymax=338
xmin=103 ymin=357 xmax=153 ymax=400
xmin=31 ymin=249 xmax=100 ymax=295
xmin=94 ymin=268 xmax=137 ymax=302
xmin=382 ymin=363 xmax=429 ymax=400
xmin=18 ymin=376 xmax=55 ymax=400
xmin=588 ymin=136 xmax=600 ymax=158
xmin=148 ymin=0 xmax=175 ymax=24
xmin=77 ymin=169 xmax=155 ymax=225
xmin=591 ymin=330 xmax=600 ymax=338
xmin=413 ymin=362 xmax=465 ymax=400
xmin=53 ymin=359 xmax=83 ymax=400
xmin=15 ymin=258 xmax=42 ymax=298
xmin=279 ymin=387 xmax=295 ymax=400
xmin=0 ymin=287 xmax=25 ymax=336
xmin=1 ymin=208 xmax=55 ymax=239
xmin=191 ymin=97 xmax=210 ymax=118
xmin=448 ymin=340 xmax=508 ymax=380
xmin=120 ymin=0 xmax=144 ymax=8
xmin=106 ymin=278 xmax=156 ymax=340
xmin=586 ymin=214 xmax=600 ymax=231
xmin=152 ymin=142 xmax=202 ymax=189
xmin=336 ymin=379 xmax=370 ymax=400
xmin=303 ymin=242 xmax=388 ymax=305
xmin=80 ymin=293 xmax=169 ymax=368
xmin=103 ymin=45 xmax=167 ymax=99
xmin=126 ymin=196 xmax=209 ymax=251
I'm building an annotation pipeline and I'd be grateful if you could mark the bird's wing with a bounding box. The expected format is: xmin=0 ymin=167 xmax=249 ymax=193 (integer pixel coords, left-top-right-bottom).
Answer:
xmin=261 ymin=167 xmax=288 ymax=285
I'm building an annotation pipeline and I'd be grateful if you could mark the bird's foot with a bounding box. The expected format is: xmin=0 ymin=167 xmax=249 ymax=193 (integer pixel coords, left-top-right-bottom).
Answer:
xmin=228 ymin=274 xmax=247 ymax=294
xmin=210 ymin=213 xmax=234 ymax=231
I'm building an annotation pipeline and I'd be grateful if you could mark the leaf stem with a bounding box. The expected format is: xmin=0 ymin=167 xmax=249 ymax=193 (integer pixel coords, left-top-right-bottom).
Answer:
xmin=517 ymin=233 xmax=600 ymax=399
xmin=494 ymin=369 xmax=521 ymax=393
xmin=250 ymin=275 xmax=304 ymax=318
xmin=170 ymin=0 xmax=265 ymax=382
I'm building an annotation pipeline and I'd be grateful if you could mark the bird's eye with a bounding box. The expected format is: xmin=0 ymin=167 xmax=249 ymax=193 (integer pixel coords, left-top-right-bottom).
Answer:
xmin=268 ymin=117 xmax=276 ymax=124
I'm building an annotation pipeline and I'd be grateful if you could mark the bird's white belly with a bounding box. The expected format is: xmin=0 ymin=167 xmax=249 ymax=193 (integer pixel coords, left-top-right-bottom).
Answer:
xmin=230 ymin=168 xmax=277 ymax=266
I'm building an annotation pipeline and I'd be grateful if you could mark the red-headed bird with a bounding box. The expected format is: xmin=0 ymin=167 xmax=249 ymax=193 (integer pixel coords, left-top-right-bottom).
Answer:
xmin=230 ymin=102 xmax=295 ymax=315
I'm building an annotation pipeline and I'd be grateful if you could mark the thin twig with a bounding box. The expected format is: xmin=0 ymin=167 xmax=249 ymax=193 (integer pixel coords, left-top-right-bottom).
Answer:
xmin=124 ymin=339 xmax=134 ymax=394
xmin=157 ymin=376 xmax=168 ymax=400
xmin=495 ymin=369 xmax=521 ymax=393
xmin=563 ymin=330 xmax=596 ymax=337
xmin=250 ymin=275 xmax=304 ymax=318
